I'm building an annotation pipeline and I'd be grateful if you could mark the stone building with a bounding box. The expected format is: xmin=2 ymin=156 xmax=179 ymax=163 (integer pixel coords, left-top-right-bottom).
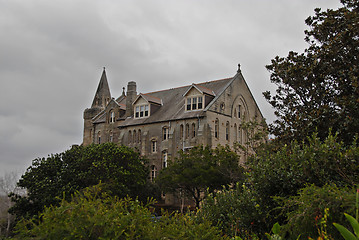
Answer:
xmin=83 ymin=65 xmax=265 ymax=182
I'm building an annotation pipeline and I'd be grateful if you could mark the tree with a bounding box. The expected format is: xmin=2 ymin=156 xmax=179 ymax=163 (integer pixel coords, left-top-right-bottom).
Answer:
xmin=13 ymin=184 xmax=227 ymax=240
xmin=245 ymin=132 xmax=359 ymax=236
xmin=0 ymin=172 xmax=24 ymax=237
xmin=9 ymin=143 xmax=150 ymax=220
xmin=264 ymin=0 xmax=359 ymax=145
xmin=156 ymin=145 xmax=244 ymax=208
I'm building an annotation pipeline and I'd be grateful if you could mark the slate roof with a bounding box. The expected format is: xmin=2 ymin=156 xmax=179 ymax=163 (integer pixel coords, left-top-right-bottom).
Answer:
xmin=118 ymin=77 xmax=233 ymax=127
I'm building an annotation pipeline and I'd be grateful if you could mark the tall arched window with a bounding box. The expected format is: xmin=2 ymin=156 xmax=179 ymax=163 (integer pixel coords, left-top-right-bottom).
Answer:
xmin=234 ymin=123 xmax=237 ymax=142
xmin=163 ymin=151 xmax=168 ymax=168
xmin=215 ymin=119 xmax=219 ymax=139
xmin=192 ymin=123 xmax=196 ymax=138
xmin=226 ymin=121 xmax=230 ymax=141
xmin=110 ymin=111 xmax=115 ymax=123
xmin=133 ymin=130 xmax=137 ymax=143
xmin=185 ymin=124 xmax=189 ymax=139
xmin=98 ymin=131 xmax=101 ymax=144
xmin=128 ymin=130 xmax=132 ymax=144
xmin=180 ymin=124 xmax=184 ymax=139
xmin=109 ymin=131 xmax=113 ymax=142
xmin=138 ymin=129 xmax=141 ymax=143
xmin=238 ymin=126 xmax=241 ymax=144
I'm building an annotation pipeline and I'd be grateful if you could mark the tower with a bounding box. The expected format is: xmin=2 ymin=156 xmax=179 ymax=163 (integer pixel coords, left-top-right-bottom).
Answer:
xmin=83 ymin=68 xmax=112 ymax=145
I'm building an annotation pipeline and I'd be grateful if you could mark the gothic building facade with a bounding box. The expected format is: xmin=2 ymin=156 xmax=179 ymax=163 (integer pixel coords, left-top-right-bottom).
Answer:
xmin=83 ymin=65 xmax=265 ymax=182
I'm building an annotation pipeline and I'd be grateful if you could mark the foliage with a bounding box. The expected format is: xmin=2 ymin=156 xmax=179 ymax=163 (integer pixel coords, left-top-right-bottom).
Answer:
xmin=13 ymin=184 xmax=226 ymax=240
xmin=198 ymin=182 xmax=264 ymax=238
xmin=264 ymin=0 xmax=359 ymax=145
xmin=245 ymin=133 xmax=359 ymax=235
xmin=156 ymin=145 xmax=244 ymax=208
xmin=9 ymin=143 xmax=151 ymax=220
xmin=334 ymin=213 xmax=359 ymax=240
xmin=277 ymin=184 xmax=355 ymax=239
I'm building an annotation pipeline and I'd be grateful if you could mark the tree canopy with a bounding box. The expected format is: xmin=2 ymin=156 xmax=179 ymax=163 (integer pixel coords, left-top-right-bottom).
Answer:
xmin=264 ymin=0 xmax=359 ymax=145
xmin=9 ymin=143 xmax=150 ymax=220
xmin=156 ymin=145 xmax=244 ymax=208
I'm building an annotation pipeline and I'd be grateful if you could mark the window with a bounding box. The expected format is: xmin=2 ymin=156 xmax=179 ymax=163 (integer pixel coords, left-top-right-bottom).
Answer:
xmin=110 ymin=111 xmax=115 ymax=123
xmin=238 ymin=105 xmax=241 ymax=118
xmin=215 ymin=119 xmax=219 ymax=139
xmin=128 ymin=130 xmax=132 ymax=144
xmin=151 ymin=165 xmax=157 ymax=181
xmin=138 ymin=129 xmax=141 ymax=143
xmin=234 ymin=123 xmax=237 ymax=141
xmin=133 ymin=130 xmax=137 ymax=143
xmin=180 ymin=124 xmax=184 ymax=139
xmin=98 ymin=131 xmax=101 ymax=144
xmin=185 ymin=124 xmax=189 ymax=139
xmin=163 ymin=127 xmax=169 ymax=140
xmin=163 ymin=151 xmax=168 ymax=168
xmin=109 ymin=131 xmax=113 ymax=142
xmin=192 ymin=123 xmax=196 ymax=138
xmin=238 ymin=127 xmax=241 ymax=144
xmin=186 ymin=96 xmax=204 ymax=111
xmin=151 ymin=140 xmax=157 ymax=153
xmin=226 ymin=122 xmax=230 ymax=141
xmin=135 ymin=104 xmax=149 ymax=118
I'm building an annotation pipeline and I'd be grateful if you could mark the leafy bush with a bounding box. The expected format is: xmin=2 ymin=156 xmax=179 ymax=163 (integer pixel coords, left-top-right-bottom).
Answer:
xmin=277 ymin=184 xmax=356 ymax=239
xmin=199 ymin=183 xmax=265 ymax=238
xmin=13 ymin=184 xmax=226 ymax=240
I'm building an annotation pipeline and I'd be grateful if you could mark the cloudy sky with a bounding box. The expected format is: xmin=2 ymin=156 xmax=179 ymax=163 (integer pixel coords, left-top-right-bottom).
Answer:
xmin=0 ymin=0 xmax=342 ymax=177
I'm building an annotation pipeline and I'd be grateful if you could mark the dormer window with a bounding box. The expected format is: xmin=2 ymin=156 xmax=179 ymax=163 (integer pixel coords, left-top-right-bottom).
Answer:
xmin=186 ymin=96 xmax=203 ymax=111
xmin=135 ymin=104 xmax=149 ymax=118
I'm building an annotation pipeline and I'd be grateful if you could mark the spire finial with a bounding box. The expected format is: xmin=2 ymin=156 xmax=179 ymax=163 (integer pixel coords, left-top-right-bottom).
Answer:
xmin=237 ymin=63 xmax=241 ymax=73
xmin=122 ymin=87 xmax=125 ymax=96
xmin=103 ymin=66 xmax=106 ymax=71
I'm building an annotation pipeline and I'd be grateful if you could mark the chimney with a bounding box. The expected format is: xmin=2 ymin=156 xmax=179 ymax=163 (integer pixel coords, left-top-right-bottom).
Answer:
xmin=126 ymin=81 xmax=137 ymax=117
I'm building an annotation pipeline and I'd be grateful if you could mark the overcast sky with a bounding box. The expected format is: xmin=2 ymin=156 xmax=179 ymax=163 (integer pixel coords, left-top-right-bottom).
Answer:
xmin=0 ymin=0 xmax=342 ymax=177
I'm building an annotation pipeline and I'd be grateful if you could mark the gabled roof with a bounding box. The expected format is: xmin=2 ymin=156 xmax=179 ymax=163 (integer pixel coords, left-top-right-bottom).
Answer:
xmin=133 ymin=93 xmax=162 ymax=105
xmin=183 ymin=83 xmax=215 ymax=97
xmin=118 ymin=77 xmax=233 ymax=127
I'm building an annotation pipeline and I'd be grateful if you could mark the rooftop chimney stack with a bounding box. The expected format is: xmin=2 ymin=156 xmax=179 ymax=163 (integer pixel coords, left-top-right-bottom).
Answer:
xmin=126 ymin=81 xmax=137 ymax=117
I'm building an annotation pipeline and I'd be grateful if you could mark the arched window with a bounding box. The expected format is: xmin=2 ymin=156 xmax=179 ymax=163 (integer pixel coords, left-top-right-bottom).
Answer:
xmin=98 ymin=131 xmax=101 ymax=144
xmin=234 ymin=123 xmax=237 ymax=142
xmin=185 ymin=124 xmax=189 ymax=139
xmin=133 ymin=130 xmax=137 ymax=143
xmin=128 ymin=130 xmax=132 ymax=144
xmin=238 ymin=105 xmax=241 ymax=118
xmin=138 ymin=129 xmax=141 ymax=143
xmin=180 ymin=124 xmax=184 ymax=139
xmin=226 ymin=121 xmax=230 ymax=141
xmin=151 ymin=165 xmax=157 ymax=182
xmin=109 ymin=131 xmax=113 ymax=142
xmin=238 ymin=126 xmax=241 ymax=144
xmin=110 ymin=111 xmax=115 ymax=123
xmin=192 ymin=123 xmax=196 ymax=138
xmin=163 ymin=151 xmax=168 ymax=168
xmin=215 ymin=119 xmax=219 ymax=139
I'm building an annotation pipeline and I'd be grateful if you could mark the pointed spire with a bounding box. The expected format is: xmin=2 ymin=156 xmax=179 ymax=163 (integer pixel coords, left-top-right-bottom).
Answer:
xmin=91 ymin=67 xmax=111 ymax=108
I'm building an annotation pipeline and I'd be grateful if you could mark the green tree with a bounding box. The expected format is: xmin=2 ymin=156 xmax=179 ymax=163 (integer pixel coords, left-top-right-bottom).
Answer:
xmin=9 ymin=143 xmax=150 ymax=220
xmin=245 ymin=133 xmax=359 ymax=236
xmin=156 ymin=145 xmax=244 ymax=208
xmin=264 ymin=0 xmax=359 ymax=145
xmin=13 ymin=184 xmax=227 ymax=240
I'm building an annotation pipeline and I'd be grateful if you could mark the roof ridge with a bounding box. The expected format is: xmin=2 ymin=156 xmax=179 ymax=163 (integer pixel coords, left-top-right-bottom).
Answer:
xmin=144 ymin=77 xmax=232 ymax=95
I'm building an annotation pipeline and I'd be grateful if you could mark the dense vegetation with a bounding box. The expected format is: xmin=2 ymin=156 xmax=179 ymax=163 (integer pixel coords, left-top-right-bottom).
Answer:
xmin=1 ymin=0 xmax=358 ymax=239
